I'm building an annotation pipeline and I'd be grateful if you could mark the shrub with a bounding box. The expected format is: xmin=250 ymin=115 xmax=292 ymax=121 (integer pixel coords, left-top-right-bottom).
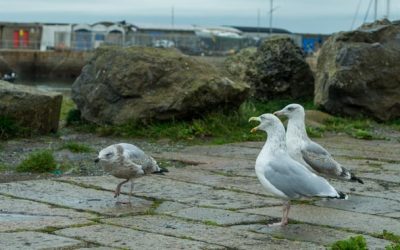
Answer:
xmin=59 ymin=142 xmax=92 ymax=153
xmin=331 ymin=235 xmax=367 ymax=250
xmin=16 ymin=150 xmax=56 ymax=173
xmin=0 ymin=115 xmax=20 ymax=139
xmin=66 ymin=109 xmax=82 ymax=126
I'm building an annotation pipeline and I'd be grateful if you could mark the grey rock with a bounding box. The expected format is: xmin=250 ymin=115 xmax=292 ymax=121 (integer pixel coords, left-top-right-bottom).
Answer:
xmin=315 ymin=19 xmax=400 ymax=121
xmin=72 ymin=46 xmax=249 ymax=124
xmin=245 ymin=37 xmax=314 ymax=100
xmin=0 ymin=80 xmax=62 ymax=134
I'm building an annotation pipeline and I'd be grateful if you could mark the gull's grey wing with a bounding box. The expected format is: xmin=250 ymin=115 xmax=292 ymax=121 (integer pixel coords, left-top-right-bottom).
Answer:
xmin=265 ymin=156 xmax=338 ymax=199
xmin=301 ymin=140 xmax=343 ymax=177
xmin=119 ymin=143 xmax=160 ymax=173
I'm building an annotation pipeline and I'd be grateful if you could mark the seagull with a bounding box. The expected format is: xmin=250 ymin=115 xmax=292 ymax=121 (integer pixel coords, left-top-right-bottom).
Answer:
xmin=274 ymin=104 xmax=363 ymax=184
xmin=95 ymin=143 xmax=168 ymax=204
xmin=249 ymin=114 xmax=347 ymax=226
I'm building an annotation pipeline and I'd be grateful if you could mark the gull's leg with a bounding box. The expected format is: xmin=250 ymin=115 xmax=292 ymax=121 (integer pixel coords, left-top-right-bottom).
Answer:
xmin=128 ymin=180 xmax=134 ymax=205
xmin=268 ymin=200 xmax=290 ymax=227
xmin=281 ymin=200 xmax=290 ymax=226
xmin=114 ymin=179 xmax=129 ymax=198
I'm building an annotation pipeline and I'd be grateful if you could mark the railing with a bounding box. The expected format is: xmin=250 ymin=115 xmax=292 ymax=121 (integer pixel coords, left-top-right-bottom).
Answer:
xmin=0 ymin=33 xmax=300 ymax=55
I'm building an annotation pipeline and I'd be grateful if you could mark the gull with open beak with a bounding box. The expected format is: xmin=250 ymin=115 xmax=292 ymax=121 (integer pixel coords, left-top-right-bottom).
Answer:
xmin=249 ymin=114 xmax=347 ymax=226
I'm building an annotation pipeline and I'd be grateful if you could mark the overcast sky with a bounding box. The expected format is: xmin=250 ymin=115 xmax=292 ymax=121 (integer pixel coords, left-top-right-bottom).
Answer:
xmin=1 ymin=0 xmax=399 ymax=33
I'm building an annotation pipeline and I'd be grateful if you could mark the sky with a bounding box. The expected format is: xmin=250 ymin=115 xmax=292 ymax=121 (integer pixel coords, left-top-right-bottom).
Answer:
xmin=0 ymin=0 xmax=399 ymax=34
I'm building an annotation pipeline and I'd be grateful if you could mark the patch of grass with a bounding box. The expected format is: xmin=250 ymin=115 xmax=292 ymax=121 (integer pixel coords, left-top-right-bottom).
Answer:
xmin=330 ymin=235 xmax=367 ymax=250
xmin=306 ymin=127 xmax=324 ymax=138
xmin=323 ymin=117 xmax=382 ymax=140
xmin=0 ymin=115 xmax=31 ymax=140
xmin=382 ymin=230 xmax=400 ymax=243
xmin=59 ymin=142 xmax=92 ymax=153
xmin=16 ymin=150 xmax=56 ymax=173
xmin=203 ymin=220 xmax=220 ymax=226
xmin=60 ymin=97 xmax=76 ymax=122
xmin=389 ymin=119 xmax=400 ymax=132
xmin=70 ymin=99 xmax=314 ymax=144
xmin=0 ymin=163 xmax=9 ymax=172
xmin=381 ymin=230 xmax=400 ymax=250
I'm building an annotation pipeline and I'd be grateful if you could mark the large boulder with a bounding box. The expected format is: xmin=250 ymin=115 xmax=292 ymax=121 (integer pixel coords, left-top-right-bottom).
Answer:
xmin=72 ymin=46 xmax=249 ymax=124
xmin=0 ymin=80 xmax=62 ymax=134
xmin=315 ymin=19 xmax=400 ymax=121
xmin=245 ymin=37 xmax=314 ymax=100
xmin=224 ymin=47 xmax=257 ymax=81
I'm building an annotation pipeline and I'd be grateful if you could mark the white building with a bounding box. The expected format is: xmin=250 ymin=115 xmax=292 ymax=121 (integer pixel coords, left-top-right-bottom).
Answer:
xmin=40 ymin=24 xmax=72 ymax=51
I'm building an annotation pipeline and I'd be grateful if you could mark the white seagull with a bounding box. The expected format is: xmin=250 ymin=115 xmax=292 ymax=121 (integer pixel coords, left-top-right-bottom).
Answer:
xmin=274 ymin=104 xmax=363 ymax=184
xmin=95 ymin=143 xmax=168 ymax=204
xmin=249 ymin=114 xmax=347 ymax=226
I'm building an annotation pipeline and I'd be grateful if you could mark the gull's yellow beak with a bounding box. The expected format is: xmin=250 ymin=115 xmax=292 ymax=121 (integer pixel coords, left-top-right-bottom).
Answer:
xmin=248 ymin=117 xmax=261 ymax=133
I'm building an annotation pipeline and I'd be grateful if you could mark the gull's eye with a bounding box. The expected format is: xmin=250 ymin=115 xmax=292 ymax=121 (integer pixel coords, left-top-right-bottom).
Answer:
xmin=105 ymin=152 xmax=113 ymax=158
xmin=287 ymin=107 xmax=295 ymax=111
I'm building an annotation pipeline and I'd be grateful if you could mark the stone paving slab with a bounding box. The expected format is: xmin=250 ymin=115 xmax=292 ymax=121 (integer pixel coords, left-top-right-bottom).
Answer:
xmin=102 ymin=215 xmax=324 ymax=250
xmin=62 ymin=176 xmax=282 ymax=209
xmin=314 ymin=194 xmax=400 ymax=215
xmin=56 ymin=224 xmax=223 ymax=249
xmin=164 ymin=206 xmax=265 ymax=226
xmin=160 ymin=168 xmax=266 ymax=195
xmin=0 ymin=195 xmax=95 ymax=218
xmin=0 ymin=231 xmax=85 ymax=249
xmin=0 ymin=213 xmax=91 ymax=233
xmin=231 ymin=223 xmax=391 ymax=249
xmin=242 ymin=204 xmax=400 ymax=235
xmin=0 ymin=180 xmax=153 ymax=216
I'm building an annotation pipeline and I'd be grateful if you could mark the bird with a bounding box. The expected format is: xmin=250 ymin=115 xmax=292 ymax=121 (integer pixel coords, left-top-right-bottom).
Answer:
xmin=273 ymin=104 xmax=363 ymax=184
xmin=94 ymin=143 xmax=168 ymax=204
xmin=249 ymin=114 xmax=347 ymax=226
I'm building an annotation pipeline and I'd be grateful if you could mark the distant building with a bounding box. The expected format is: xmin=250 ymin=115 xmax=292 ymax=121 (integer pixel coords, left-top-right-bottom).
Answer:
xmin=40 ymin=23 xmax=72 ymax=51
xmin=0 ymin=22 xmax=42 ymax=50
xmin=296 ymin=33 xmax=330 ymax=54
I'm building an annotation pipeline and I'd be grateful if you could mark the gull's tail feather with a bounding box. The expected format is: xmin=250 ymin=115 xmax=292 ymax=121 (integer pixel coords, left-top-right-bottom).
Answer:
xmin=152 ymin=167 xmax=169 ymax=175
xmin=340 ymin=166 xmax=363 ymax=184
xmin=337 ymin=191 xmax=348 ymax=200
xmin=350 ymin=173 xmax=364 ymax=184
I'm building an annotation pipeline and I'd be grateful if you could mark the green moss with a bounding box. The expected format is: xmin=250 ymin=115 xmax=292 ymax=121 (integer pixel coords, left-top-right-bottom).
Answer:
xmin=330 ymin=235 xmax=367 ymax=250
xmin=59 ymin=142 xmax=92 ymax=153
xmin=70 ymin=99 xmax=314 ymax=144
xmin=16 ymin=150 xmax=56 ymax=173
xmin=323 ymin=117 xmax=383 ymax=140
xmin=0 ymin=115 xmax=31 ymax=140
xmin=203 ymin=220 xmax=219 ymax=226
xmin=0 ymin=163 xmax=9 ymax=172
xmin=60 ymin=96 xmax=77 ymax=122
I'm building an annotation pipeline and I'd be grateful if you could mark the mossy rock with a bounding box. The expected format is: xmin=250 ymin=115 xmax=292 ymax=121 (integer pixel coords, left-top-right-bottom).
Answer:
xmin=72 ymin=46 xmax=249 ymax=124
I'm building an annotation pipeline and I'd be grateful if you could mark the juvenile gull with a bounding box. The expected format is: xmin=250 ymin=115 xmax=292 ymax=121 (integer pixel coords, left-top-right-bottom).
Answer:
xmin=249 ymin=114 xmax=347 ymax=226
xmin=95 ymin=143 xmax=168 ymax=204
xmin=274 ymin=104 xmax=363 ymax=183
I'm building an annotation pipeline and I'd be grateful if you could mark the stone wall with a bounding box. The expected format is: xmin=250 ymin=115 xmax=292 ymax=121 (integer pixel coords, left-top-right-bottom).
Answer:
xmin=0 ymin=50 xmax=92 ymax=81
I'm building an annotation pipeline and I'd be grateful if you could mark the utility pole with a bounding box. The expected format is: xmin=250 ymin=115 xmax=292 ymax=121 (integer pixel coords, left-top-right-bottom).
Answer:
xmin=269 ymin=0 xmax=273 ymax=34
xmin=374 ymin=0 xmax=378 ymax=21
xmin=171 ymin=6 xmax=175 ymax=28
xmin=257 ymin=8 xmax=260 ymax=35
xmin=385 ymin=0 xmax=390 ymax=19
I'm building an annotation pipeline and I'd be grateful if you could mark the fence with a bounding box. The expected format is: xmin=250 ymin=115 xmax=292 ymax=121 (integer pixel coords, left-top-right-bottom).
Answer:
xmin=0 ymin=33 xmax=303 ymax=56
